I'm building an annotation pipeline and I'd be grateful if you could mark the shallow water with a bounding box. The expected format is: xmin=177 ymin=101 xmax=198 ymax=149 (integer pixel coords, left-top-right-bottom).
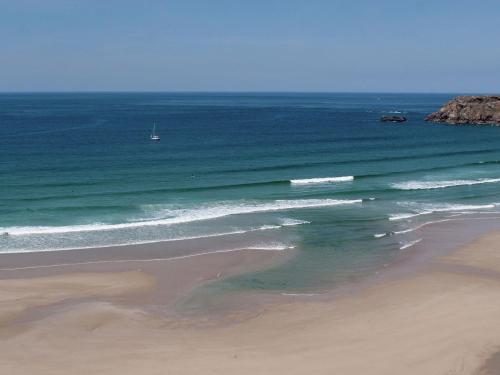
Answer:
xmin=2 ymin=92 xmax=500 ymax=291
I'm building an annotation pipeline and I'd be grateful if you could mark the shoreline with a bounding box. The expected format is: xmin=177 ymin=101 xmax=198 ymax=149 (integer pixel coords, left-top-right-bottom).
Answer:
xmin=3 ymin=213 xmax=500 ymax=313
xmin=0 ymin=233 xmax=294 ymax=319
xmin=1 ymin=216 xmax=500 ymax=373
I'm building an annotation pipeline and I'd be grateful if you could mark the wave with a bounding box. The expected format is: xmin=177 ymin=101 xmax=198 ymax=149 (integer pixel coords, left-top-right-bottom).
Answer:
xmin=290 ymin=176 xmax=354 ymax=185
xmin=247 ymin=244 xmax=295 ymax=251
xmin=356 ymin=161 xmax=500 ymax=180
xmin=393 ymin=227 xmax=418 ymax=235
xmin=214 ymin=153 xmax=495 ymax=178
xmin=392 ymin=218 xmax=456 ymax=236
xmin=279 ymin=218 xmax=311 ymax=226
xmin=389 ymin=203 xmax=496 ymax=221
xmin=280 ymin=292 xmax=322 ymax=297
xmin=399 ymin=239 xmax=422 ymax=250
xmin=15 ymin=156 xmax=500 ymax=204
xmin=389 ymin=213 xmax=424 ymax=221
xmin=0 ymin=225 xmax=287 ymax=253
xmin=392 ymin=178 xmax=500 ymax=190
xmin=395 ymin=215 xmax=500 ymax=240
xmin=2 ymin=199 xmax=360 ymax=236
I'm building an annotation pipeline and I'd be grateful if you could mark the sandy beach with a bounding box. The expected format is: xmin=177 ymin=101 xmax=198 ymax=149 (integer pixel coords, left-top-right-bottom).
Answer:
xmin=1 ymin=222 xmax=500 ymax=375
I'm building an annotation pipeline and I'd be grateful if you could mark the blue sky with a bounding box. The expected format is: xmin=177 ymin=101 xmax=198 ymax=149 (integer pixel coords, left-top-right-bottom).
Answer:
xmin=1 ymin=0 xmax=499 ymax=92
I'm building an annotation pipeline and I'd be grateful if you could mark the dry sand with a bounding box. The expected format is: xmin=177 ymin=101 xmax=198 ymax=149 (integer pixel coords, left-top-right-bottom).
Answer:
xmin=2 ymin=231 xmax=500 ymax=374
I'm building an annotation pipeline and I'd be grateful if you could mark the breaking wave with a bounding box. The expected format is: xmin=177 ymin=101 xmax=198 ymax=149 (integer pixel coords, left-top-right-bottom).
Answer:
xmin=279 ymin=218 xmax=311 ymax=226
xmin=392 ymin=178 xmax=500 ymax=190
xmin=2 ymin=199 xmax=360 ymax=236
xmin=389 ymin=203 xmax=496 ymax=221
xmin=290 ymin=176 xmax=354 ymax=185
xmin=399 ymin=239 xmax=422 ymax=250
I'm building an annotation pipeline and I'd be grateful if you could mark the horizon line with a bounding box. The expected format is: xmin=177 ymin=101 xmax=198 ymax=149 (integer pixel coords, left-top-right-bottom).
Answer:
xmin=0 ymin=90 xmax=498 ymax=95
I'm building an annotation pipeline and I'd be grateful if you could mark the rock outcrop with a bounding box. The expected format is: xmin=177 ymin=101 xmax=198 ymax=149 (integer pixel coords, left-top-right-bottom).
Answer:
xmin=426 ymin=96 xmax=500 ymax=125
xmin=380 ymin=115 xmax=407 ymax=123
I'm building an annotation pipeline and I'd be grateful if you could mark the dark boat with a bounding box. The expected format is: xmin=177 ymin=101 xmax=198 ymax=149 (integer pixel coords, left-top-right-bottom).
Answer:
xmin=380 ymin=115 xmax=407 ymax=123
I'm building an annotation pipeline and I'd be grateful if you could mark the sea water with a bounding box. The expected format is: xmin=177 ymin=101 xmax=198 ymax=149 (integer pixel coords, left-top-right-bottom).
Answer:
xmin=2 ymin=92 xmax=500 ymax=291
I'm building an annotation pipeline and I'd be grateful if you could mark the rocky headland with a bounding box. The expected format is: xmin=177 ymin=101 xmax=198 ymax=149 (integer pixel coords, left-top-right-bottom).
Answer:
xmin=426 ymin=96 xmax=500 ymax=125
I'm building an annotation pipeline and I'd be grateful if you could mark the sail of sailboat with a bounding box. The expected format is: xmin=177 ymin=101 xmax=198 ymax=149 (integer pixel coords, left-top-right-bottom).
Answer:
xmin=150 ymin=122 xmax=160 ymax=141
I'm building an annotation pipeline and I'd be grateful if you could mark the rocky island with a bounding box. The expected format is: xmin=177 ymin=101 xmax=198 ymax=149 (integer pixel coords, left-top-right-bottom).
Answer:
xmin=380 ymin=115 xmax=407 ymax=123
xmin=426 ymin=96 xmax=500 ymax=125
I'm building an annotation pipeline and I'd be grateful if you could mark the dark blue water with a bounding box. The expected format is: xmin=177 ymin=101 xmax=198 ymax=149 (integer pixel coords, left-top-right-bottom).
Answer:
xmin=2 ymin=93 xmax=500 ymax=290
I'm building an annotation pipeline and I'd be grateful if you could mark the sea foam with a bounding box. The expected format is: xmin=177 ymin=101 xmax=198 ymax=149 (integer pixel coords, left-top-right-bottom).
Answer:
xmin=399 ymin=238 xmax=422 ymax=250
xmin=389 ymin=203 xmax=496 ymax=221
xmin=290 ymin=176 xmax=354 ymax=185
xmin=2 ymin=199 xmax=360 ymax=236
xmin=279 ymin=218 xmax=311 ymax=226
xmin=0 ymin=226 xmax=285 ymax=253
xmin=392 ymin=178 xmax=500 ymax=190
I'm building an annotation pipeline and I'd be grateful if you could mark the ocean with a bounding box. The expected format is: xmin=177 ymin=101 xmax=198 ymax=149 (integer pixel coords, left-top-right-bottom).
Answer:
xmin=2 ymin=92 xmax=500 ymax=291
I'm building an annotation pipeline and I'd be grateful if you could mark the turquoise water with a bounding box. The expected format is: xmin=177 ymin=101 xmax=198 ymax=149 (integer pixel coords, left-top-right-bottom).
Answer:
xmin=2 ymin=93 xmax=500 ymax=290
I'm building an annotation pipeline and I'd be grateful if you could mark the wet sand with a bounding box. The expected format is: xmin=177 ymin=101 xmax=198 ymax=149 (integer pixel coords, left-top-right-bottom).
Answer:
xmin=0 ymin=229 xmax=296 ymax=316
xmin=2 ymin=220 xmax=500 ymax=374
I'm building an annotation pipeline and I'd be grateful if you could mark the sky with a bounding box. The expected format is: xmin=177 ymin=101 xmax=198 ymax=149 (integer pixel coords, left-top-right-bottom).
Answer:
xmin=1 ymin=0 xmax=499 ymax=93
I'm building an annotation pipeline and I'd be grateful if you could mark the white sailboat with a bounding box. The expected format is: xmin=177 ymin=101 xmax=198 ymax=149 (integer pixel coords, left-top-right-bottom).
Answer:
xmin=150 ymin=122 xmax=160 ymax=141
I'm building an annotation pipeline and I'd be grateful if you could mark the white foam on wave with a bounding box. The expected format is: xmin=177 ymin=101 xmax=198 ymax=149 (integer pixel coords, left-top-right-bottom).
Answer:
xmin=0 ymin=225 xmax=286 ymax=254
xmin=280 ymin=292 xmax=322 ymax=297
xmin=399 ymin=238 xmax=422 ymax=250
xmin=290 ymin=176 xmax=354 ymax=185
xmin=393 ymin=218 xmax=454 ymax=236
xmin=2 ymin=199 xmax=360 ymax=236
xmin=279 ymin=218 xmax=311 ymax=226
xmin=392 ymin=178 xmax=500 ymax=190
xmin=373 ymin=233 xmax=387 ymax=238
xmin=393 ymin=228 xmax=417 ymax=235
xmin=247 ymin=243 xmax=295 ymax=251
xmin=256 ymin=225 xmax=283 ymax=231
xmin=389 ymin=213 xmax=424 ymax=221
xmin=389 ymin=203 xmax=496 ymax=221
